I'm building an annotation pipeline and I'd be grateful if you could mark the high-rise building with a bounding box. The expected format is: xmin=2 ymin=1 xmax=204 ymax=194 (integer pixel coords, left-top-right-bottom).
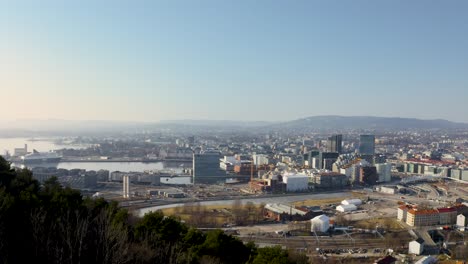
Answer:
xmin=193 ymin=150 xmax=226 ymax=184
xmin=359 ymin=135 xmax=375 ymax=155
xmin=316 ymin=152 xmax=340 ymax=170
xmin=327 ymin=134 xmax=342 ymax=153
xmin=123 ymin=175 xmax=130 ymax=198
xmin=376 ymin=163 xmax=392 ymax=182
xmin=359 ymin=166 xmax=378 ymax=185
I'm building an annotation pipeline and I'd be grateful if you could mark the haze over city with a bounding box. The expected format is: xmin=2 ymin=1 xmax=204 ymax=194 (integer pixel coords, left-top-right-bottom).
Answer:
xmin=2 ymin=2 xmax=468 ymax=264
xmin=1 ymin=0 xmax=468 ymax=123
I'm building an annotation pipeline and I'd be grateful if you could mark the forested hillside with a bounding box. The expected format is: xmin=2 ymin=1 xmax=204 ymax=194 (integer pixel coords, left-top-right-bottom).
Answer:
xmin=0 ymin=156 xmax=306 ymax=264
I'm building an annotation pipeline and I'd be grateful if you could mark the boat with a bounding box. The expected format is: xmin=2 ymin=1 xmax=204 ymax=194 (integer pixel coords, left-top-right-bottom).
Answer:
xmin=21 ymin=149 xmax=62 ymax=164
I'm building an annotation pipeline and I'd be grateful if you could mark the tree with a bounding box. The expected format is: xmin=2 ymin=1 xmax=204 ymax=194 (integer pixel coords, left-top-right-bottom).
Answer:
xmin=196 ymin=229 xmax=252 ymax=264
xmin=0 ymin=156 xmax=299 ymax=264
xmin=251 ymin=246 xmax=292 ymax=264
xmin=232 ymin=199 xmax=247 ymax=225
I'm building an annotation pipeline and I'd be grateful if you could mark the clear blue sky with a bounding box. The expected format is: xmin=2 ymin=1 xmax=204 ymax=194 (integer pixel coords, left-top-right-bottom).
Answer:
xmin=1 ymin=0 xmax=467 ymax=122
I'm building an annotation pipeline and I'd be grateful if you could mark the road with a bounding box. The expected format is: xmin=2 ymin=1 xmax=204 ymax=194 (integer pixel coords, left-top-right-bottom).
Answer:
xmin=135 ymin=191 xmax=352 ymax=217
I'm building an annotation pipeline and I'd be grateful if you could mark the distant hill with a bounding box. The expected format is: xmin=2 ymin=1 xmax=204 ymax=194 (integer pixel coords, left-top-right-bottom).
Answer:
xmin=1 ymin=116 xmax=466 ymax=135
xmin=159 ymin=120 xmax=273 ymax=127
xmin=270 ymin=116 xmax=468 ymax=130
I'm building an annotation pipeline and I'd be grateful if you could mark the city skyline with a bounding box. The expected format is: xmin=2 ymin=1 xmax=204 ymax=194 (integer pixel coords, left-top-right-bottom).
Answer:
xmin=1 ymin=1 xmax=468 ymax=122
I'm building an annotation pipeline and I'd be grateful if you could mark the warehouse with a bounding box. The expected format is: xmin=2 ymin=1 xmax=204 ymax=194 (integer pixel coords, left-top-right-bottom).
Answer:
xmin=264 ymin=203 xmax=319 ymax=221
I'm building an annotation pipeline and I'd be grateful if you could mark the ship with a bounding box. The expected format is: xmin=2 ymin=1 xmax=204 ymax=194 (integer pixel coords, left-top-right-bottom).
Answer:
xmin=21 ymin=149 xmax=62 ymax=164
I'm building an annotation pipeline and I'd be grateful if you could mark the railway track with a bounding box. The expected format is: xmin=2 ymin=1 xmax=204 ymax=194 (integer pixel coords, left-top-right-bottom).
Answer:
xmin=239 ymin=235 xmax=402 ymax=249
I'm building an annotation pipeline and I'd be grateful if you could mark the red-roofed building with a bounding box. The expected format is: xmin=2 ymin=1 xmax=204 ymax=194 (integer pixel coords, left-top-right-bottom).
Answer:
xmin=398 ymin=205 xmax=414 ymax=222
xmin=398 ymin=205 xmax=460 ymax=226
xmin=438 ymin=207 xmax=457 ymax=225
xmin=407 ymin=209 xmax=439 ymax=226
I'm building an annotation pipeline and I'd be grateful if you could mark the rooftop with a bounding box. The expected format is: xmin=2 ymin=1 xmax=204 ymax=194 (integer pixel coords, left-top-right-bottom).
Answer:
xmin=437 ymin=207 xmax=456 ymax=213
xmin=265 ymin=203 xmax=307 ymax=216
xmin=408 ymin=209 xmax=439 ymax=215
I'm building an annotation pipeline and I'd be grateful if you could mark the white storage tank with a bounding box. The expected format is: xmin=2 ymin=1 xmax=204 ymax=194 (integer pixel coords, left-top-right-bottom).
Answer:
xmin=336 ymin=204 xmax=357 ymax=212
xmin=283 ymin=173 xmax=309 ymax=192
xmin=311 ymin=214 xmax=330 ymax=233
xmin=341 ymin=199 xmax=362 ymax=206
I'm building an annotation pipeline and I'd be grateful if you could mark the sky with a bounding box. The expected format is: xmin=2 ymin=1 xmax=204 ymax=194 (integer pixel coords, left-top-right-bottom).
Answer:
xmin=0 ymin=0 xmax=467 ymax=123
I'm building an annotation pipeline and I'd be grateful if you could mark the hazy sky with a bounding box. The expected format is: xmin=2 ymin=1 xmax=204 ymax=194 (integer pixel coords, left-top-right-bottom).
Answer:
xmin=1 ymin=1 xmax=467 ymax=122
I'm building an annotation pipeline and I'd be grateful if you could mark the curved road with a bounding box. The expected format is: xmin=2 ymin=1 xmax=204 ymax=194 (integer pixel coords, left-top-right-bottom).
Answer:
xmin=135 ymin=191 xmax=351 ymax=217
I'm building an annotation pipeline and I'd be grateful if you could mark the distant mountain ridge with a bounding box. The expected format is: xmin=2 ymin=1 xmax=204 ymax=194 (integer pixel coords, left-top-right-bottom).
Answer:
xmin=0 ymin=116 xmax=467 ymax=134
xmin=271 ymin=115 xmax=468 ymax=130
xmin=159 ymin=120 xmax=273 ymax=127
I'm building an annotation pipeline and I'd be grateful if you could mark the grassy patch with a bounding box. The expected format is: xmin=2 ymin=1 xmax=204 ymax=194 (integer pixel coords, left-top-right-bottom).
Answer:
xmin=353 ymin=217 xmax=404 ymax=231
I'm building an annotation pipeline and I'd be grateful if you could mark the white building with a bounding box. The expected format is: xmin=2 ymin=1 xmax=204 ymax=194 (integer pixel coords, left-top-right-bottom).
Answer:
xmin=336 ymin=204 xmax=357 ymax=212
xmin=397 ymin=205 xmax=409 ymax=221
xmin=311 ymin=214 xmax=330 ymax=232
xmin=253 ymin=154 xmax=269 ymax=166
xmin=264 ymin=203 xmax=307 ymax=216
xmin=283 ymin=173 xmax=309 ymax=192
xmin=409 ymin=238 xmax=424 ymax=255
xmin=379 ymin=186 xmax=398 ymax=194
xmin=457 ymin=213 xmax=468 ymax=231
xmin=376 ymin=163 xmax=391 ymax=182
xmin=123 ymin=175 xmax=130 ymax=198
xmin=341 ymin=199 xmax=362 ymax=206
xmin=220 ymin=156 xmax=240 ymax=171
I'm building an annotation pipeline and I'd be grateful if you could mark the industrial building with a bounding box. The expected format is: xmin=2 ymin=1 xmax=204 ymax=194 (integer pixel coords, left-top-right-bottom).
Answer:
xmin=282 ymin=173 xmax=309 ymax=192
xmin=310 ymin=214 xmax=330 ymax=233
xmin=264 ymin=203 xmax=322 ymax=221
xmin=264 ymin=203 xmax=306 ymax=221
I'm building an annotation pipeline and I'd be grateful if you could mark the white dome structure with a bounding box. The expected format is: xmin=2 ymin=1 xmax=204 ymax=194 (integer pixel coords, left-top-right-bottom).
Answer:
xmin=341 ymin=199 xmax=362 ymax=206
xmin=336 ymin=204 xmax=357 ymax=212
xmin=311 ymin=214 xmax=330 ymax=233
